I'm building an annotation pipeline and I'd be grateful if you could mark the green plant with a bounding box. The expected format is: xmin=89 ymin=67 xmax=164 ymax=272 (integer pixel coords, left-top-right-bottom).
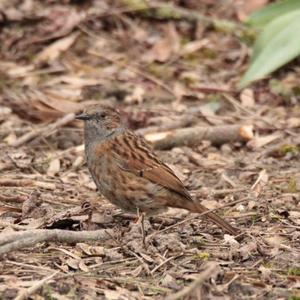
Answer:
xmin=239 ymin=0 xmax=300 ymax=88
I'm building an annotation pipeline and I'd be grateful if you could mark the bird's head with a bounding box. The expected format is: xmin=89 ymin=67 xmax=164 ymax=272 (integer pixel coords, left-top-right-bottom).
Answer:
xmin=76 ymin=104 xmax=123 ymax=141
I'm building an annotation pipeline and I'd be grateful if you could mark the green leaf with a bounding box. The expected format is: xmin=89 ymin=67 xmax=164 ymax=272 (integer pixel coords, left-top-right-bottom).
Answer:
xmin=239 ymin=12 xmax=300 ymax=89
xmin=252 ymin=9 xmax=300 ymax=60
xmin=247 ymin=0 xmax=300 ymax=27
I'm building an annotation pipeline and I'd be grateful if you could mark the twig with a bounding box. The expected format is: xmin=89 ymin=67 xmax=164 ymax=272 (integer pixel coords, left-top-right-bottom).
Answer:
xmin=10 ymin=113 xmax=75 ymax=147
xmin=165 ymin=262 xmax=219 ymax=300
xmin=15 ymin=270 xmax=60 ymax=300
xmin=150 ymin=255 xmax=179 ymax=275
xmin=0 ymin=179 xmax=56 ymax=190
xmin=0 ymin=221 xmax=28 ymax=231
xmin=0 ymin=194 xmax=27 ymax=203
xmin=211 ymin=188 xmax=245 ymax=196
xmin=193 ymin=86 xmax=235 ymax=94
xmin=0 ymin=228 xmax=113 ymax=256
xmin=145 ymin=124 xmax=254 ymax=150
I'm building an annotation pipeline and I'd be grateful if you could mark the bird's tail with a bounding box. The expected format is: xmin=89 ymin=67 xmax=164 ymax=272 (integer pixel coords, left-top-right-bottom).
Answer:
xmin=184 ymin=201 xmax=239 ymax=236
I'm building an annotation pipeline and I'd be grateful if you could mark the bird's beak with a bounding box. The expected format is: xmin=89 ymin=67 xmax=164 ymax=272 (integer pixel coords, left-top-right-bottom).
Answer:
xmin=75 ymin=113 xmax=91 ymax=121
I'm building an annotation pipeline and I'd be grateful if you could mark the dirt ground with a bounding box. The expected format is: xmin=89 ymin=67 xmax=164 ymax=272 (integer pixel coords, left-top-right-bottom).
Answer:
xmin=0 ymin=1 xmax=299 ymax=299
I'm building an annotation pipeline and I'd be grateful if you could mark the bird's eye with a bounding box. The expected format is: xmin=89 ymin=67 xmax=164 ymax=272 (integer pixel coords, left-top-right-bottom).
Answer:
xmin=100 ymin=113 xmax=106 ymax=118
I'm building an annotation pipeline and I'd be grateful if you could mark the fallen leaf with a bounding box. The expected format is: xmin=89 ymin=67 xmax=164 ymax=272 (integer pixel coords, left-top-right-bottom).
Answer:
xmin=139 ymin=252 xmax=155 ymax=263
xmin=286 ymin=117 xmax=300 ymax=128
xmin=224 ymin=234 xmax=240 ymax=248
xmin=47 ymin=158 xmax=60 ymax=176
xmin=35 ymin=32 xmax=79 ymax=63
xmin=5 ymin=64 xmax=35 ymax=78
xmin=66 ymin=258 xmax=79 ymax=270
xmin=251 ymin=169 xmax=269 ymax=197
xmin=289 ymin=211 xmax=300 ymax=225
xmin=40 ymin=8 xmax=85 ymax=40
xmin=201 ymin=199 xmax=219 ymax=210
xmin=181 ymin=39 xmax=209 ymax=56
xmin=4 ymin=133 xmax=17 ymax=146
xmin=131 ymin=265 xmax=143 ymax=277
xmin=240 ymin=88 xmax=255 ymax=108
xmin=248 ymin=134 xmax=281 ymax=149
xmin=239 ymin=241 xmax=257 ymax=260
xmin=145 ymin=23 xmax=180 ymax=62
xmin=124 ymin=86 xmax=145 ymax=104
xmin=235 ymin=0 xmax=269 ymax=22
xmin=259 ymin=265 xmax=272 ymax=281
xmin=78 ymin=260 xmax=89 ymax=272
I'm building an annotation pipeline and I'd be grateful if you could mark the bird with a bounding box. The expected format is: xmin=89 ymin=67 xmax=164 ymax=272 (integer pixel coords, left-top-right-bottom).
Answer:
xmin=76 ymin=104 xmax=239 ymax=240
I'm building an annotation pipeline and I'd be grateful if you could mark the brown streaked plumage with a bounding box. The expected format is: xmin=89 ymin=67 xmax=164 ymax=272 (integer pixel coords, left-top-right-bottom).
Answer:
xmin=76 ymin=104 xmax=239 ymax=235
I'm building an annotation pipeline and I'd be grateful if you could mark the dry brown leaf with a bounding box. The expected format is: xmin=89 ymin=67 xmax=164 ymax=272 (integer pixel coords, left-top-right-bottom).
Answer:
xmin=251 ymin=169 xmax=269 ymax=197
xmin=47 ymin=158 xmax=60 ymax=176
xmin=286 ymin=117 xmax=300 ymax=128
xmin=104 ymin=289 xmax=125 ymax=300
xmin=239 ymin=241 xmax=257 ymax=260
xmin=150 ymin=38 xmax=173 ymax=62
xmin=72 ymin=156 xmax=84 ymax=168
xmin=5 ymin=64 xmax=35 ymax=78
xmin=145 ymin=23 xmax=180 ymax=62
xmin=124 ymin=86 xmax=145 ymax=104
xmin=259 ymin=265 xmax=272 ymax=281
xmin=42 ymin=90 xmax=96 ymax=113
xmin=235 ymin=0 xmax=269 ymax=21
xmin=35 ymin=32 xmax=79 ymax=63
xmin=139 ymin=252 xmax=155 ymax=263
xmin=76 ymin=243 xmax=92 ymax=255
xmin=131 ymin=265 xmax=143 ymax=277
xmin=181 ymin=39 xmax=209 ymax=56
xmin=78 ymin=260 xmax=89 ymax=272
xmin=76 ymin=243 xmax=105 ymax=256
xmin=66 ymin=258 xmax=79 ymax=270
xmin=240 ymin=88 xmax=255 ymax=108
xmin=248 ymin=134 xmax=281 ymax=149
xmin=40 ymin=8 xmax=85 ymax=39
xmin=289 ymin=211 xmax=300 ymax=225
xmin=264 ymin=236 xmax=289 ymax=250
xmin=201 ymin=199 xmax=219 ymax=210
xmin=47 ymin=75 xmax=101 ymax=88
xmin=4 ymin=133 xmax=17 ymax=145
xmin=247 ymin=200 xmax=257 ymax=210
xmin=224 ymin=234 xmax=240 ymax=247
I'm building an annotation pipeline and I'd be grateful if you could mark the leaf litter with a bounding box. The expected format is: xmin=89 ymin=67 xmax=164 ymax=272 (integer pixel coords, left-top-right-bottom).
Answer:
xmin=0 ymin=0 xmax=299 ymax=299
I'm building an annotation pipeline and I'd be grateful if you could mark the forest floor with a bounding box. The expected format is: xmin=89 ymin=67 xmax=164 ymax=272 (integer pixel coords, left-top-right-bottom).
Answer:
xmin=0 ymin=1 xmax=299 ymax=299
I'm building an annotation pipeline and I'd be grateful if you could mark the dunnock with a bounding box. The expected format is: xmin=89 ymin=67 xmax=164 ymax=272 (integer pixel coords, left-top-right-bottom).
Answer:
xmin=76 ymin=105 xmax=238 ymax=236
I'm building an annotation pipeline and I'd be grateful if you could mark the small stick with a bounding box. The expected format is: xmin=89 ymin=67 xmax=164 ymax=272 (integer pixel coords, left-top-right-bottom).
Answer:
xmin=150 ymin=255 xmax=178 ymax=275
xmin=165 ymin=262 xmax=218 ymax=300
xmin=145 ymin=124 xmax=254 ymax=150
xmin=0 ymin=194 xmax=27 ymax=203
xmin=10 ymin=113 xmax=75 ymax=147
xmin=0 ymin=228 xmax=113 ymax=255
xmin=0 ymin=179 xmax=56 ymax=190
xmin=15 ymin=270 xmax=60 ymax=300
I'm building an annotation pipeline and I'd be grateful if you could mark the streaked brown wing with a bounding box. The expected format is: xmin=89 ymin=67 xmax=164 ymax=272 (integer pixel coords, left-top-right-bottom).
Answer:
xmin=110 ymin=131 xmax=192 ymax=200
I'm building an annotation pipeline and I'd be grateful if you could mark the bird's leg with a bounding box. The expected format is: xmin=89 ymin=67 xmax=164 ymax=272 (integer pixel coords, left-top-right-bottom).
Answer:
xmin=136 ymin=208 xmax=147 ymax=247
xmin=140 ymin=212 xmax=146 ymax=246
